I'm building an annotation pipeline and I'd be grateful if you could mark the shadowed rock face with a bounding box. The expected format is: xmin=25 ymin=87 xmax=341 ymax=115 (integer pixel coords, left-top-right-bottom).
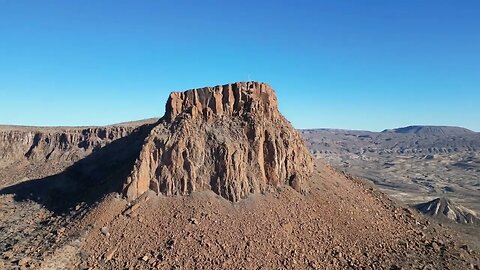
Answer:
xmin=415 ymin=197 xmax=479 ymax=224
xmin=124 ymin=82 xmax=314 ymax=201
xmin=0 ymin=126 xmax=137 ymax=185
xmin=0 ymin=127 xmax=133 ymax=164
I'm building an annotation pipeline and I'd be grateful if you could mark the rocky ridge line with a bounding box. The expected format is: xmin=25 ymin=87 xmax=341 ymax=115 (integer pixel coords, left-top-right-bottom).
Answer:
xmin=0 ymin=127 xmax=133 ymax=165
xmin=415 ymin=197 xmax=479 ymax=224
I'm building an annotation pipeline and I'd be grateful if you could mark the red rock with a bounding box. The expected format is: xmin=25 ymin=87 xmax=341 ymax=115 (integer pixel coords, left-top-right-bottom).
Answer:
xmin=123 ymin=82 xmax=314 ymax=202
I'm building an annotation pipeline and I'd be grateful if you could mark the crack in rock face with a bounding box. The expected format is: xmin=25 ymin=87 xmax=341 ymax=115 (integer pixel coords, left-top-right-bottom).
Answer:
xmin=123 ymin=82 xmax=314 ymax=202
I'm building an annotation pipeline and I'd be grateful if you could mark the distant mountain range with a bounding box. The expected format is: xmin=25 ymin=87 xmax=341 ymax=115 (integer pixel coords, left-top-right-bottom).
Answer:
xmin=301 ymin=125 xmax=480 ymax=155
xmin=382 ymin=126 xmax=476 ymax=136
xmin=300 ymin=124 xmax=480 ymax=227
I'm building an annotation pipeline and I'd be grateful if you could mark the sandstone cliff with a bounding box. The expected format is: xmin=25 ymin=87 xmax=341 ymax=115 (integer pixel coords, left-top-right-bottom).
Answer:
xmin=0 ymin=127 xmax=133 ymax=164
xmin=0 ymin=126 xmax=139 ymax=186
xmin=124 ymin=82 xmax=314 ymax=201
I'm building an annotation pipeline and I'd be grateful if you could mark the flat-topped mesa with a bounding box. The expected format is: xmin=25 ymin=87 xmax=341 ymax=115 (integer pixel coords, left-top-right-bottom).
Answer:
xmin=164 ymin=82 xmax=278 ymax=123
xmin=123 ymin=82 xmax=314 ymax=202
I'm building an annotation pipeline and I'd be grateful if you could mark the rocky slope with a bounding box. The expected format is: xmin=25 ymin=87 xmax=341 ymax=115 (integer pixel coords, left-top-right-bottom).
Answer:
xmin=73 ymin=162 xmax=480 ymax=270
xmin=124 ymin=82 xmax=314 ymax=202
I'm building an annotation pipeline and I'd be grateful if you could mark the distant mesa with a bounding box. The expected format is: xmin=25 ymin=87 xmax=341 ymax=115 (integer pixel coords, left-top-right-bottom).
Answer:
xmin=123 ymin=82 xmax=314 ymax=202
xmin=415 ymin=197 xmax=479 ymax=224
xmin=382 ymin=125 xmax=475 ymax=136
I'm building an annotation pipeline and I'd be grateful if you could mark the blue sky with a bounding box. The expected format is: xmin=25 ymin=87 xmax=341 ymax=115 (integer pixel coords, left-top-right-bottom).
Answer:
xmin=0 ymin=1 xmax=479 ymax=131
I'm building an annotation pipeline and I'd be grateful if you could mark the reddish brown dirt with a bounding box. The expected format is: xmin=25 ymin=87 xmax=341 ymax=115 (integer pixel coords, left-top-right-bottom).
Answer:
xmin=71 ymin=161 xmax=479 ymax=270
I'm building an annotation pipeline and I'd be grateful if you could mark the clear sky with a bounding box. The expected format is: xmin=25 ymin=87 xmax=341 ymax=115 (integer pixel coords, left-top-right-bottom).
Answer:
xmin=0 ymin=1 xmax=479 ymax=131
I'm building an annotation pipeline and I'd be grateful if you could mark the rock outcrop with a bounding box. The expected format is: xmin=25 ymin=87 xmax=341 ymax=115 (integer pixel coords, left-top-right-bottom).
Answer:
xmin=124 ymin=82 xmax=314 ymax=202
xmin=415 ymin=197 xmax=479 ymax=224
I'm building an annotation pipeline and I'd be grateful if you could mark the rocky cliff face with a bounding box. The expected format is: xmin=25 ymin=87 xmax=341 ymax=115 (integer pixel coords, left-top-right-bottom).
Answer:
xmin=0 ymin=127 xmax=134 ymax=166
xmin=124 ymin=82 xmax=314 ymax=202
xmin=0 ymin=126 xmax=138 ymax=187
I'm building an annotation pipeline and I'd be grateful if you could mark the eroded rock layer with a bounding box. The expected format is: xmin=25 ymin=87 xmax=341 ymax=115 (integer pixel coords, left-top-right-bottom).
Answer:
xmin=0 ymin=127 xmax=133 ymax=165
xmin=0 ymin=126 xmax=138 ymax=186
xmin=415 ymin=197 xmax=479 ymax=224
xmin=124 ymin=82 xmax=314 ymax=201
